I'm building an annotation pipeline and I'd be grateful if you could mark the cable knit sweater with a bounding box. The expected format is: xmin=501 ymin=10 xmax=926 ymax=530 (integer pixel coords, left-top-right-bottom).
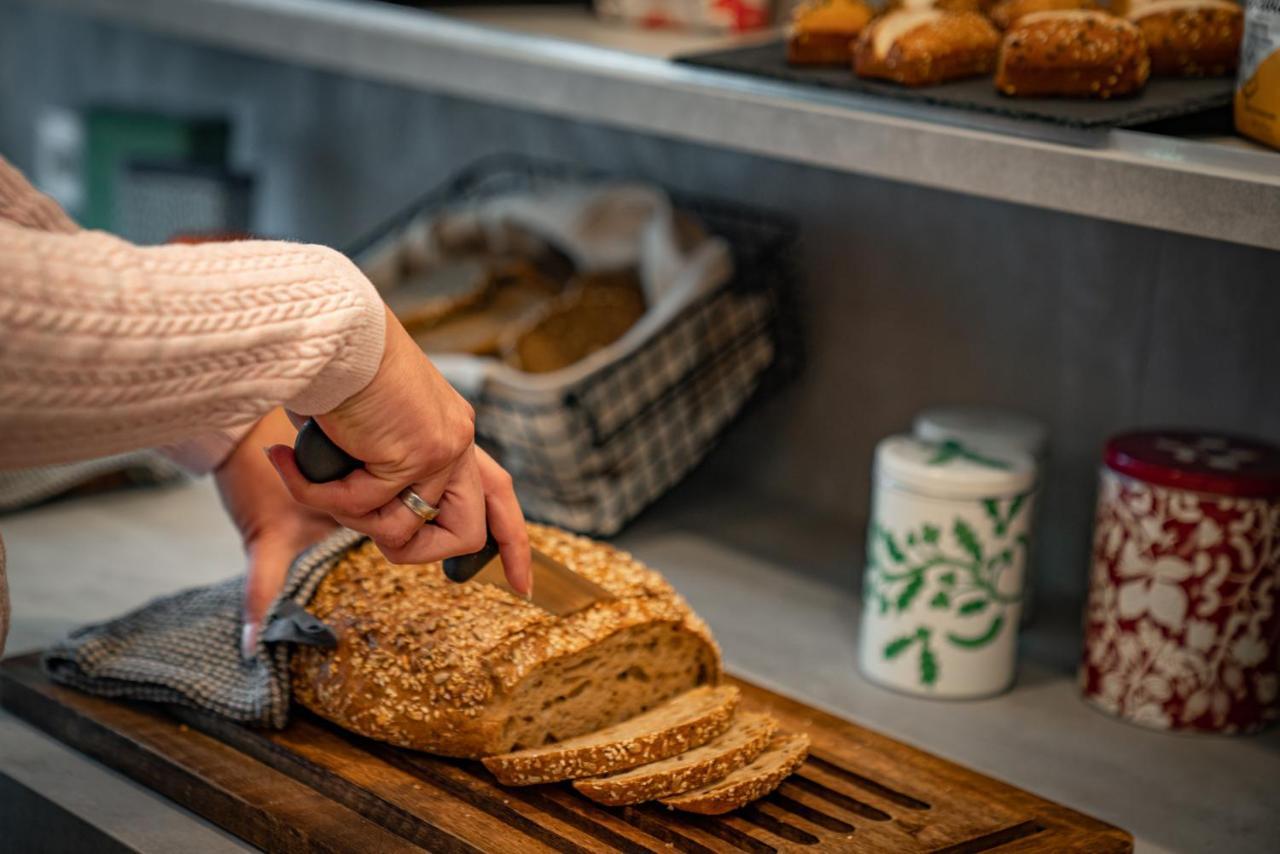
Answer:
xmin=0 ymin=154 xmax=388 ymax=655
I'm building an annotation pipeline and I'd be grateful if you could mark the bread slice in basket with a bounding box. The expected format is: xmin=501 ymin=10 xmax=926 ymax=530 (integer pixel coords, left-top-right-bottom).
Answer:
xmin=574 ymin=711 xmax=778 ymax=805
xmin=483 ymin=685 xmax=739 ymax=786
xmin=660 ymin=731 xmax=811 ymax=815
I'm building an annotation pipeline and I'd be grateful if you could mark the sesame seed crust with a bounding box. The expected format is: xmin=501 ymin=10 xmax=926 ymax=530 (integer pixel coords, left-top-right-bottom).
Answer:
xmin=290 ymin=524 xmax=722 ymax=758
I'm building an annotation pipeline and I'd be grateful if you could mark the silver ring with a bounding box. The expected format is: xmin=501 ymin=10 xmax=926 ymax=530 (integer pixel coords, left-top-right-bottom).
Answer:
xmin=398 ymin=487 xmax=440 ymax=523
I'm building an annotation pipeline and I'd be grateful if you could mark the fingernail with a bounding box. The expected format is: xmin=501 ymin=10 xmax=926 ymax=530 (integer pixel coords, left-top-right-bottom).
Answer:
xmin=241 ymin=622 xmax=258 ymax=662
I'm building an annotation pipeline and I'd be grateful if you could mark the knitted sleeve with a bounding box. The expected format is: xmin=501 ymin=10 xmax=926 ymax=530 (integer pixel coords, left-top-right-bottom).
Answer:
xmin=0 ymin=221 xmax=387 ymax=470
xmin=0 ymin=158 xmax=79 ymax=234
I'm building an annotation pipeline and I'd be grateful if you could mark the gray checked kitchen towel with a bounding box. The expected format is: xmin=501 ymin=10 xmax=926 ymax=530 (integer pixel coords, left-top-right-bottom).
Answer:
xmin=42 ymin=527 xmax=364 ymax=728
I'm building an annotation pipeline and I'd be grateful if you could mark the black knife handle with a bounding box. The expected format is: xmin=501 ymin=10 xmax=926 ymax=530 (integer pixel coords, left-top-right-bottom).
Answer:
xmin=292 ymin=418 xmax=494 ymax=583
xmin=443 ymin=534 xmax=500 ymax=583
xmin=294 ymin=419 xmax=362 ymax=483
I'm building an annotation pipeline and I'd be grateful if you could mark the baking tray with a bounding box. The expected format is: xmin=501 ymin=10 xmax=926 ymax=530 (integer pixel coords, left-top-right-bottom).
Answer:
xmin=677 ymin=40 xmax=1235 ymax=130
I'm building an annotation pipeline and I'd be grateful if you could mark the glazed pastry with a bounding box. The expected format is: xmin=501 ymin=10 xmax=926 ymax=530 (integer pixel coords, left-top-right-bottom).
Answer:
xmin=995 ymin=10 xmax=1151 ymax=97
xmin=1127 ymin=0 xmax=1242 ymax=76
xmin=988 ymin=0 xmax=1100 ymax=29
xmin=854 ymin=10 xmax=1001 ymax=85
xmin=787 ymin=0 xmax=875 ymax=65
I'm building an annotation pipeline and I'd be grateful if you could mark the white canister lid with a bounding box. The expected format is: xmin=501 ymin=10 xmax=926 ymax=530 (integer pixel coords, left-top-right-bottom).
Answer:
xmin=876 ymin=435 xmax=1036 ymax=499
xmin=914 ymin=406 xmax=1048 ymax=460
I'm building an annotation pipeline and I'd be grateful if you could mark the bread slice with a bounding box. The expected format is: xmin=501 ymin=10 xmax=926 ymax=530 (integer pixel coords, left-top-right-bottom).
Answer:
xmin=574 ymin=712 xmax=778 ymax=806
xmin=659 ymin=731 xmax=811 ymax=815
xmin=483 ymin=685 xmax=738 ymax=786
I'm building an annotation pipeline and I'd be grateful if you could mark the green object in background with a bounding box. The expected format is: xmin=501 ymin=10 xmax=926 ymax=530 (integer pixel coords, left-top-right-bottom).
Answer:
xmin=82 ymin=108 xmax=230 ymax=231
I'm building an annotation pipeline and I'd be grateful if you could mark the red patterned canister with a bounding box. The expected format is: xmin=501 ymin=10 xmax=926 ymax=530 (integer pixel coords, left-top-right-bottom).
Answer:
xmin=1081 ymin=431 xmax=1280 ymax=733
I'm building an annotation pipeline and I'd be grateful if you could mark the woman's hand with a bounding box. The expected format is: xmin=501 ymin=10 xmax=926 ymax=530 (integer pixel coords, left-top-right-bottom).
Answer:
xmin=265 ymin=308 xmax=533 ymax=597
xmin=215 ymin=408 xmax=337 ymax=658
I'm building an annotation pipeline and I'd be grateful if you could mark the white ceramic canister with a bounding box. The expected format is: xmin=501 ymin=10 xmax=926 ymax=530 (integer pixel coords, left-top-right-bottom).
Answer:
xmin=914 ymin=406 xmax=1048 ymax=623
xmin=859 ymin=436 xmax=1037 ymax=699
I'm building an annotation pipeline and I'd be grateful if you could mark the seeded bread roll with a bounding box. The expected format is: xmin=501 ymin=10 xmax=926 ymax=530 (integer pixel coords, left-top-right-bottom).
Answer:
xmin=995 ymin=11 xmax=1151 ymax=97
xmin=854 ymin=10 xmax=1001 ymax=85
xmin=575 ymin=711 xmax=778 ymax=806
xmin=660 ymin=732 xmax=812 ymax=815
xmin=988 ymin=0 xmax=1100 ymax=30
xmin=1127 ymin=0 xmax=1242 ymax=76
xmin=787 ymin=0 xmax=875 ymax=65
xmin=484 ymin=685 xmax=739 ymax=785
xmin=291 ymin=525 xmax=721 ymax=758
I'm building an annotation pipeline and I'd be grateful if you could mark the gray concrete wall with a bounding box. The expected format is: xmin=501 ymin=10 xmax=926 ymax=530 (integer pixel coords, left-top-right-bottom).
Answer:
xmin=3 ymin=1 xmax=1277 ymax=610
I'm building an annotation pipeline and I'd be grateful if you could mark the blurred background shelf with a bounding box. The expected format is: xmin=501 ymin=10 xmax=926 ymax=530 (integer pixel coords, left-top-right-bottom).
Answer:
xmin=28 ymin=0 xmax=1280 ymax=250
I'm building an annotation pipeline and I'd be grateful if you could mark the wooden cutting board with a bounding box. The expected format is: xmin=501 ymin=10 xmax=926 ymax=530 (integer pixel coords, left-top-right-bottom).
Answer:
xmin=0 ymin=653 xmax=1130 ymax=853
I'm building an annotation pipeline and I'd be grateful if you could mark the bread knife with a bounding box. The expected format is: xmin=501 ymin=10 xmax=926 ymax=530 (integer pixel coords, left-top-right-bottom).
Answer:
xmin=292 ymin=419 xmax=613 ymax=616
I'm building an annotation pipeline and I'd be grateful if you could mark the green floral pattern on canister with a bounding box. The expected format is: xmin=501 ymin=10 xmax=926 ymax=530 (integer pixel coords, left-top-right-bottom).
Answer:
xmin=858 ymin=436 xmax=1037 ymax=698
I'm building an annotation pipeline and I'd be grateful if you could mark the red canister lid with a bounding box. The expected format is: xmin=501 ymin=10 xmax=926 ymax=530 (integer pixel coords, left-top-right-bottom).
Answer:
xmin=1104 ymin=430 xmax=1280 ymax=497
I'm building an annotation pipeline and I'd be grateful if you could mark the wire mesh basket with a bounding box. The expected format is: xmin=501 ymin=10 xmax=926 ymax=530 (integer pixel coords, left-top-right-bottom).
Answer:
xmin=348 ymin=154 xmax=798 ymax=535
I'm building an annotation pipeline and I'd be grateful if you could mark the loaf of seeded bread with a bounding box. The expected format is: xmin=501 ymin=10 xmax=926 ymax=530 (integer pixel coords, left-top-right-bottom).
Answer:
xmin=291 ymin=524 xmax=722 ymax=757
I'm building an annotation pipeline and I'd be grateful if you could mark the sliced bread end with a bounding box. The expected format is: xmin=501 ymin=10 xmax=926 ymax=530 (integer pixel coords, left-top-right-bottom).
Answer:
xmin=483 ymin=684 xmax=739 ymax=786
xmin=574 ymin=711 xmax=778 ymax=806
xmin=659 ymin=731 xmax=811 ymax=815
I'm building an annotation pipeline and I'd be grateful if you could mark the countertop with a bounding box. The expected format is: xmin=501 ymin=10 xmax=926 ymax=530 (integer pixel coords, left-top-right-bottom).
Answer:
xmin=27 ymin=0 xmax=1280 ymax=251
xmin=1 ymin=477 xmax=1276 ymax=852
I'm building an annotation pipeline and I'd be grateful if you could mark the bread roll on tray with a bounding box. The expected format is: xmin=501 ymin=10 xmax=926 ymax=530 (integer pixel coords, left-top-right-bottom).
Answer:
xmin=995 ymin=10 xmax=1151 ymax=97
xmin=855 ymin=10 xmax=1001 ymax=86
xmin=787 ymin=0 xmax=875 ymax=65
xmin=1127 ymin=0 xmax=1242 ymax=77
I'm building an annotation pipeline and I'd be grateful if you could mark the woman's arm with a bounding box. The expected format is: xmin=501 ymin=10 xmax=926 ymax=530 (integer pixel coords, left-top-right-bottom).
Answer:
xmin=0 ymin=156 xmax=531 ymax=640
xmin=0 ymin=220 xmax=385 ymax=469
xmin=0 ymin=154 xmax=385 ymax=472
xmin=0 ymin=157 xmax=79 ymax=234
